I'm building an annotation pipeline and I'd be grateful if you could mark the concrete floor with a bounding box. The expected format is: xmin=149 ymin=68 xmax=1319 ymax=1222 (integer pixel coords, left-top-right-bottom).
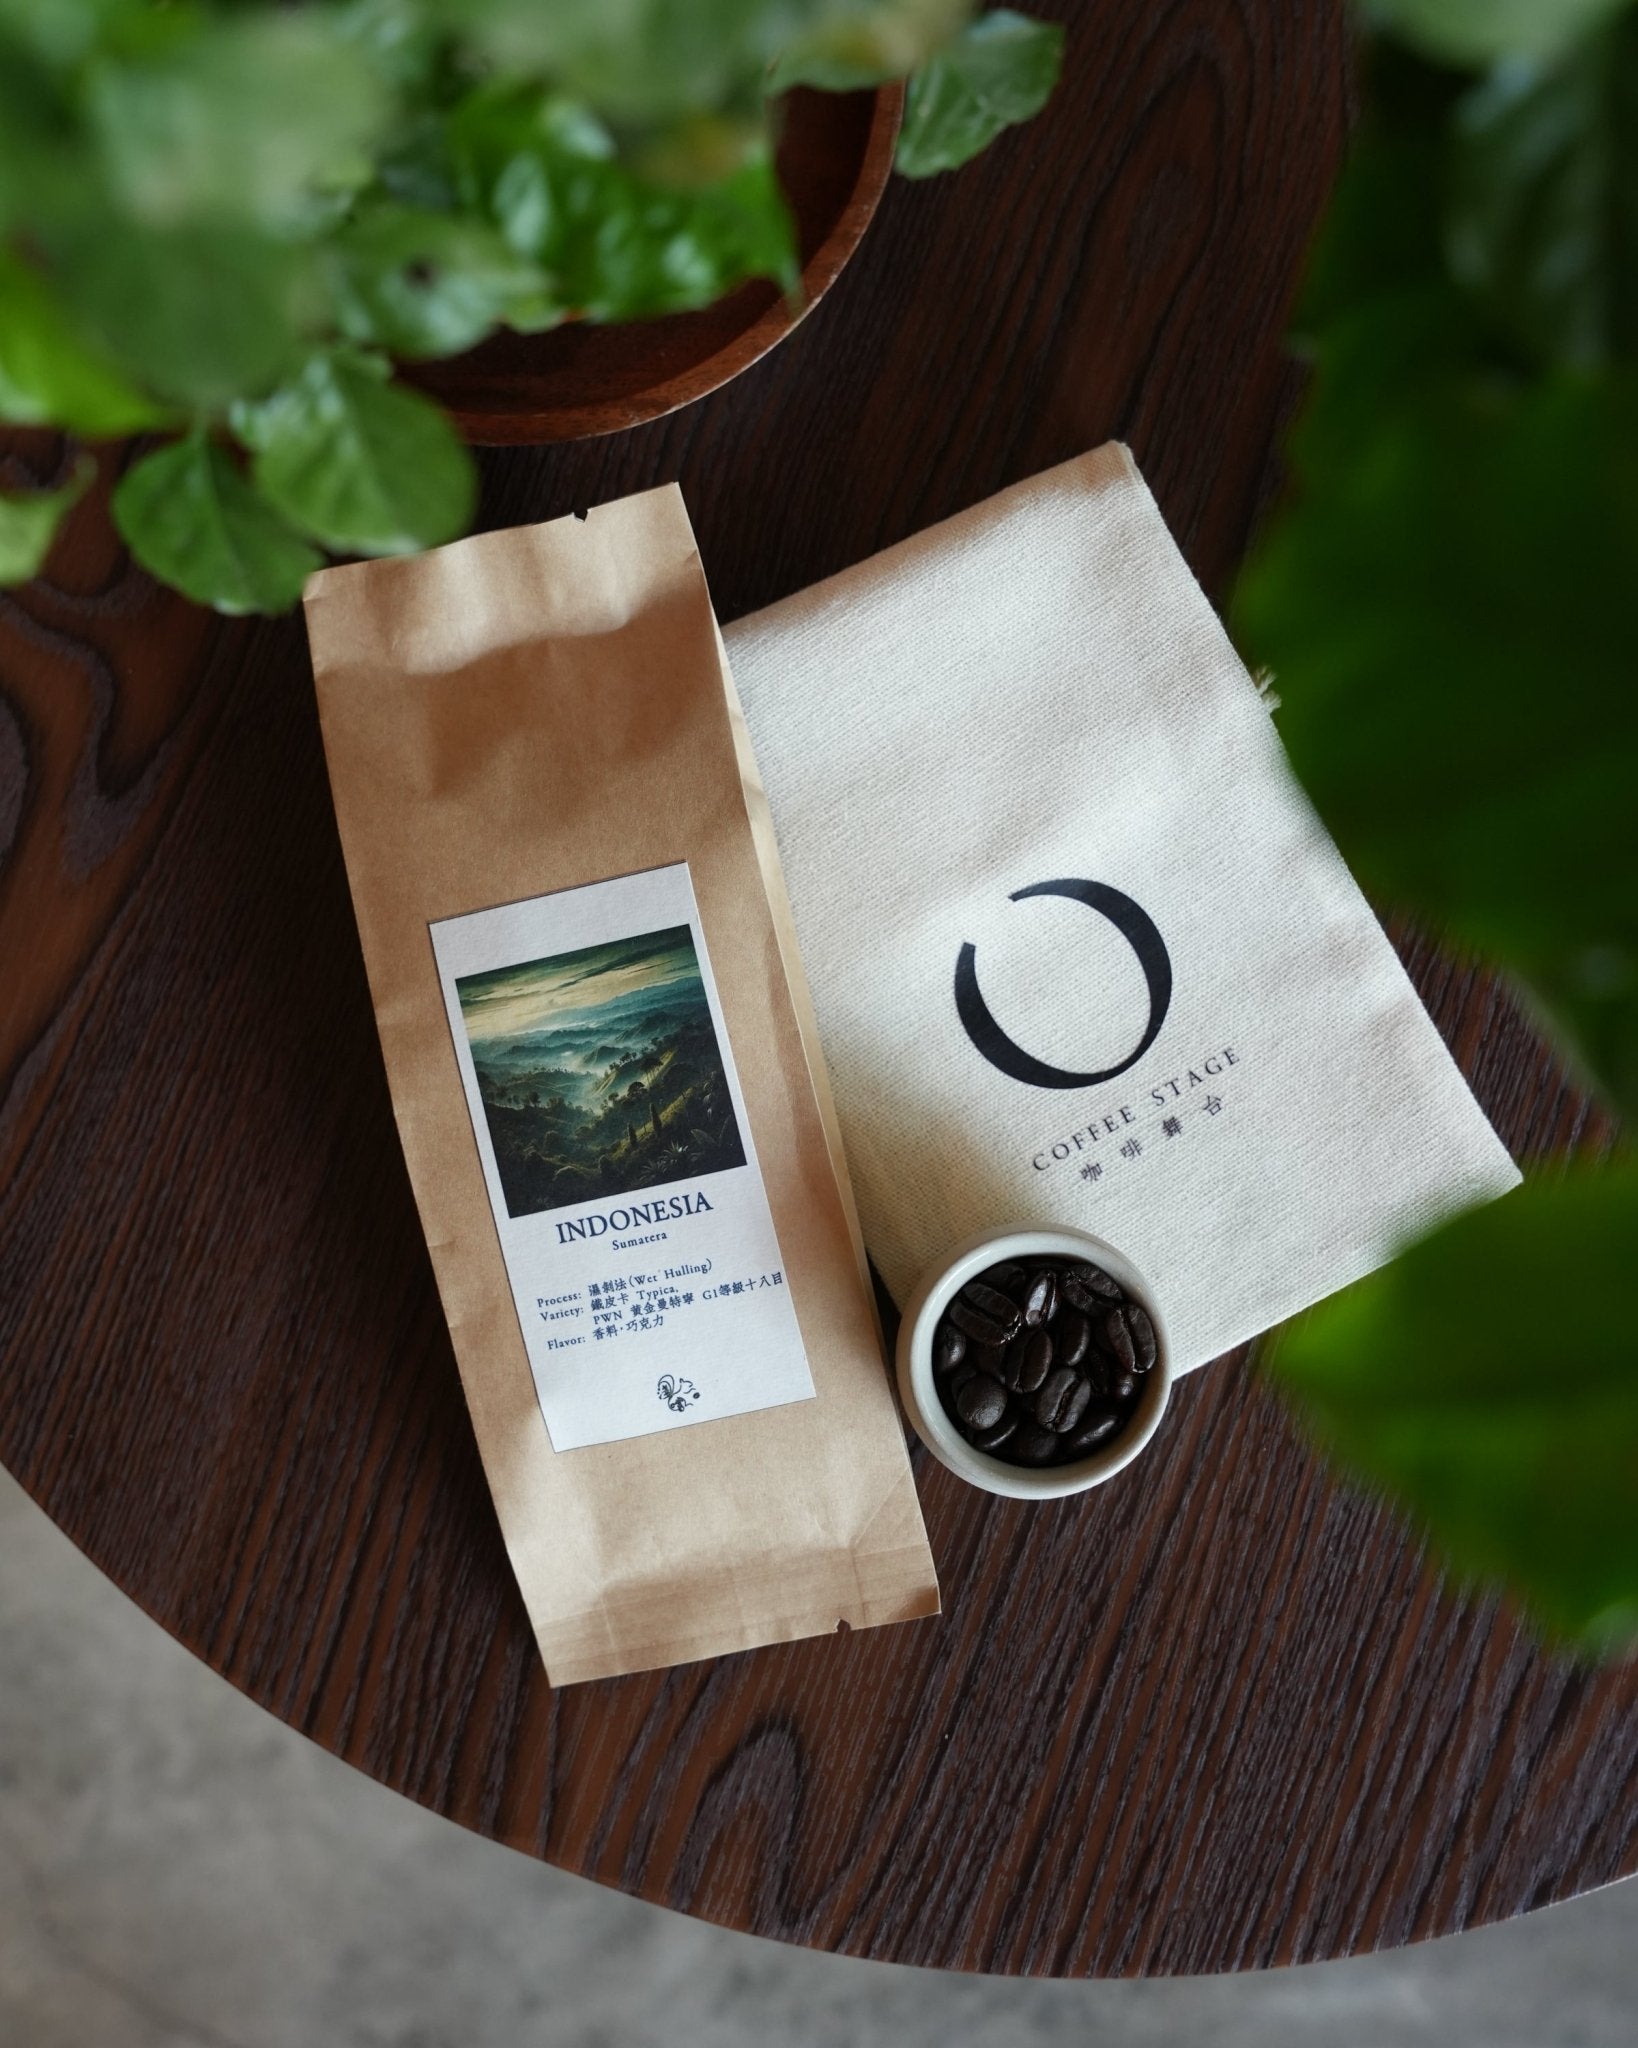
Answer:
xmin=1 ymin=1465 xmax=1633 ymax=2048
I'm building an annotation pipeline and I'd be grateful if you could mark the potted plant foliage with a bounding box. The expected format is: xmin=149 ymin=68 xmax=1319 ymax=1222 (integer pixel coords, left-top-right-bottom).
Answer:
xmin=1239 ymin=0 xmax=1638 ymax=1654
xmin=0 ymin=0 xmax=1063 ymax=611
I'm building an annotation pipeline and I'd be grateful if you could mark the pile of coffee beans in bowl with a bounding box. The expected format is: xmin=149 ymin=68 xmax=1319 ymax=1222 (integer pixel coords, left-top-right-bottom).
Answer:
xmin=933 ymin=1257 xmax=1158 ymax=1467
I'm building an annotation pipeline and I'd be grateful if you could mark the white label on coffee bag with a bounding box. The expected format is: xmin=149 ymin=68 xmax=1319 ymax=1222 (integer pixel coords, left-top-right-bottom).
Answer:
xmin=431 ymin=863 xmax=814 ymax=1450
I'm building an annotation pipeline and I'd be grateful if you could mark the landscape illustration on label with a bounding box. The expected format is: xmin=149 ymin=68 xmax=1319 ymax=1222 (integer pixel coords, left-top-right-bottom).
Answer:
xmin=455 ymin=924 xmax=747 ymax=1221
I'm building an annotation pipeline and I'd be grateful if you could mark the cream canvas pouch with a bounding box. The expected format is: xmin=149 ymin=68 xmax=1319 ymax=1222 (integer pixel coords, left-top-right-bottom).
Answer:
xmin=723 ymin=445 xmax=1520 ymax=1368
xmin=304 ymin=484 xmax=938 ymax=1686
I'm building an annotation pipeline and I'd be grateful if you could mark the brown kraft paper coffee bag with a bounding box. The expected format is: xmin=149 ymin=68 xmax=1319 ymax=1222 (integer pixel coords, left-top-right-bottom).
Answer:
xmin=303 ymin=484 xmax=939 ymax=1686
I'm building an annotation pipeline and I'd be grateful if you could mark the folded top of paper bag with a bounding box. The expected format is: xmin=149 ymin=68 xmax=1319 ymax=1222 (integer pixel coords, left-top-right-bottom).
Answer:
xmin=722 ymin=444 xmax=1519 ymax=1374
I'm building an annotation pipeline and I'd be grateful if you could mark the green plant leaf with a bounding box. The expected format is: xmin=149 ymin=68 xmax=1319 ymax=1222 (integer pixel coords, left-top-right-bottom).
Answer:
xmin=48 ymin=224 xmax=321 ymax=411
xmin=1294 ymin=50 xmax=1466 ymax=332
xmin=559 ymin=151 xmax=798 ymax=316
xmin=1278 ymin=139 xmax=1484 ymax=472
xmin=1270 ymin=1168 xmax=1638 ymax=1656
xmin=769 ymin=0 xmax=971 ymax=91
xmin=0 ymin=250 xmax=168 ymax=434
xmin=0 ymin=0 xmax=141 ymax=69
xmin=374 ymin=109 xmax=462 ymax=213
xmin=1369 ymin=0 xmax=1633 ymax=68
xmin=449 ymin=87 xmax=798 ymax=317
xmin=111 ymin=431 xmax=321 ymax=614
xmin=235 ymin=348 xmax=475 ymax=555
xmin=433 ymin=0 xmax=862 ymax=124
xmin=0 ymin=38 xmax=90 ymax=236
xmin=894 ymin=8 xmax=1063 ymax=178
xmin=1235 ymin=369 xmax=1638 ymax=1117
xmin=330 ymin=0 xmax=446 ymax=96
xmin=85 ymin=12 xmax=388 ymax=230
xmin=1447 ymin=18 xmax=1638 ymax=369
xmin=327 ymin=203 xmax=559 ymax=357
xmin=628 ymin=111 xmax=769 ymax=189
xmin=0 ymin=457 xmax=91 ymax=584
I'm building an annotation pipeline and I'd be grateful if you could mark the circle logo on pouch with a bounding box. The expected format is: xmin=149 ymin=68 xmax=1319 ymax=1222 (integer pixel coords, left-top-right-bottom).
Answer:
xmin=954 ymin=878 xmax=1173 ymax=1089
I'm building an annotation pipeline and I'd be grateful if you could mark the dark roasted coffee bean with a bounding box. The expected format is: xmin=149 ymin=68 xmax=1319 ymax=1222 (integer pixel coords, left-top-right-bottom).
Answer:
xmin=960 ymin=1279 xmax=1020 ymax=1323
xmin=1019 ymin=1267 xmax=1058 ymax=1327
xmin=955 ymin=1372 xmax=1008 ymax=1431
xmin=1127 ymin=1301 xmax=1158 ymax=1373
xmin=1055 ymin=1311 xmax=1091 ymax=1368
xmin=1062 ymin=1261 xmax=1122 ymax=1309
xmin=934 ymin=1324 xmax=967 ymax=1374
xmin=978 ymin=1344 xmax=1012 ymax=1391
xmin=1103 ymin=1306 xmax=1137 ymax=1373
xmin=973 ymin=1413 xmax=1019 ymax=1453
xmin=1109 ymin=1369 xmax=1137 ymax=1404
xmin=1062 ymin=1407 xmax=1122 ymax=1457
xmin=945 ymin=1360 xmax=977 ymax=1398
xmin=1035 ymin=1367 xmax=1091 ymax=1434
xmin=1062 ymin=1379 xmax=1094 ymax=1434
xmin=1015 ymin=1328 xmax=1053 ymax=1393
xmin=947 ymin=1295 xmax=1015 ymax=1347
xmin=978 ymin=1261 xmax=1026 ymax=1294
xmin=1009 ymin=1422 xmax=1060 ymax=1466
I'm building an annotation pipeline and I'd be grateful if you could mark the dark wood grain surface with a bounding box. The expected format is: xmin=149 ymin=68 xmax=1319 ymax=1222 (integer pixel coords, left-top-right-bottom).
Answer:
xmin=4 ymin=0 xmax=1633 ymax=1977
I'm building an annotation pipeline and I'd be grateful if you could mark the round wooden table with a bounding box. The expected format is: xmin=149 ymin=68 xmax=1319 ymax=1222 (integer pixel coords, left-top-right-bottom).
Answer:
xmin=3 ymin=0 xmax=1633 ymax=1977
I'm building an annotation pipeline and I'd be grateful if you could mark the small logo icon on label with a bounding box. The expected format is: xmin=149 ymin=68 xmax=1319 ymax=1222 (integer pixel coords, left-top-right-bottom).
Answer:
xmin=657 ymin=1374 xmax=701 ymax=1413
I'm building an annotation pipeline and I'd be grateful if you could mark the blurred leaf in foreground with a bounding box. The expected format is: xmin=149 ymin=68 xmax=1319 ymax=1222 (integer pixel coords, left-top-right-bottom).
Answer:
xmin=0 ymin=250 xmax=169 ymax=434
xmin=438 ymin=0 xmax=795 ymax=121
xmin=770 ymin=0 xmax=969 ymax=91
xmin=1369 ymin=0 xmax=1632 ymax=67
xmin=0 ymin=0 xmax=146 ymax=69
xmin=444 ymin=0 xmax=971 ymax=119
xmin=1271 ymin=1169 xmax=1638 ymax=1657
xmin=895 ymin=9 xmax=1063 ymax=177
xmin=1234 ymin=66 xmax=1638 ymax=1120
xmin=1235 ymin=367 xmax=1638 ymax=1117
xmin=48 ymin=222 xmax=323 ymax=410
xmin=1448 ymin=14 xmax=1638 ymax=369
xmin=84 ymin=11 xmax=389 ymax=231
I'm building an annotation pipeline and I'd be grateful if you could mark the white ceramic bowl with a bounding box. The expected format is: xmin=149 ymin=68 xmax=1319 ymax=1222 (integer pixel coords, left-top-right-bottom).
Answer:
xmin=896 ymin=1224 xmax=1173 ymax=1500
